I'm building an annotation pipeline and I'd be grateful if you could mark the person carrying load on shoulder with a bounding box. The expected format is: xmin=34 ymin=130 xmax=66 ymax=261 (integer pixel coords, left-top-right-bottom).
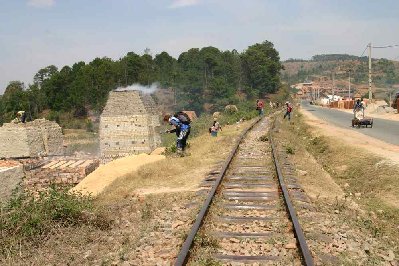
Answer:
xmin=164 ymin=111 xmax=191 ymax=155
xmin=256 ymin=99 xmax=264 ymax=116
xmin=283 ymin=102 xmax=293 ymax=120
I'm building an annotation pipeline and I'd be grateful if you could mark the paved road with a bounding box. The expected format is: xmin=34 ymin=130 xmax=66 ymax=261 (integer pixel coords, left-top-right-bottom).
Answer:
xmin=301 ymin=101 xmax=399 ymax=145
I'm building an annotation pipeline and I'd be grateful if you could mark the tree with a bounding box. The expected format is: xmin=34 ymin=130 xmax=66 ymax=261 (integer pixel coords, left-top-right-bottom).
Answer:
xmin=241 ymin=41 xmax=283 ymax=97
xmin=154 ymin=52 xmax=177 ymax=87
xmin=1 ymin=40 xmax=286 ymax=118
xmin=33 ymin=65 xmax=58 ymax=86
xmin=1 ymin=81 xmax=28 ymax=122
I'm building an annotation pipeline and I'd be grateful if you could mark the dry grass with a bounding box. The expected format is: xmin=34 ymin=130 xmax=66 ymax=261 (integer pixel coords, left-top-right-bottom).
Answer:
xmin=96 ymin=120 xmax=253 ymax=205
xmin=1 ymin=118 xmax=254 ymax=265
xmin=274 ymin=112 xmax=399 ymax=243
xmin=63 ymin=129 xmax=99 ymax=155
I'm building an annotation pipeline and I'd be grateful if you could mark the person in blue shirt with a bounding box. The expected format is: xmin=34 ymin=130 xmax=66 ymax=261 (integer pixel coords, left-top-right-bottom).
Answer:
xmin=164 ymin=113 xmax=191 ymax=154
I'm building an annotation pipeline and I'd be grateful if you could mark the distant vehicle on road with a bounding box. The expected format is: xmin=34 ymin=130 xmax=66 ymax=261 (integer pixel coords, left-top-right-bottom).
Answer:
xmin=352 ymin=108 xmax=373 ymax=128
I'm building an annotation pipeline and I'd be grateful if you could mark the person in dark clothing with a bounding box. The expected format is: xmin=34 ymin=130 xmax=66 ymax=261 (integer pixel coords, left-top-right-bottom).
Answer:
xmin=164 ymin=113 xmax=191 ymax=154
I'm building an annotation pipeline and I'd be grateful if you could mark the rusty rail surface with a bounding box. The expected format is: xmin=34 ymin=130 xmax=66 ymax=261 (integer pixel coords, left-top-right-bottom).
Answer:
xmin=270 ymin=124 xmax=314 ymax=266
xmin=174 ymin=117 xmax=314 ymax=266
xmin=174 ymin=117 xmax=261 ymax=266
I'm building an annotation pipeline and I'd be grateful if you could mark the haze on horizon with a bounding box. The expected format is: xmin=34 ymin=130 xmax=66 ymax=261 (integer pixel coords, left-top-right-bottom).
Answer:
xmin=1 ymin=0 xmax=398 ymax=92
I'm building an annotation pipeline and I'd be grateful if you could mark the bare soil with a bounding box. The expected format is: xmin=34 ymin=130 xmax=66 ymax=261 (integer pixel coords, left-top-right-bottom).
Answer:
xmin=1 ymin=120 xmax=254 ymax=265
xmin=273 ymin=111 xmax=399 ymax=265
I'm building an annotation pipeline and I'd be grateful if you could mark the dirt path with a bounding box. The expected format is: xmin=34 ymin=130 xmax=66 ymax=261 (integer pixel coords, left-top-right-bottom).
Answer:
xmin=300 ymin=108 xmax=399 ymax=165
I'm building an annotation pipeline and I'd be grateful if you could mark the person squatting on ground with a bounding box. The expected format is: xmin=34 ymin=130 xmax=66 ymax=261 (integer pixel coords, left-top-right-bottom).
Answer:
xmin=164 ymin=112 xmax=191 ymax=154
xmin=256 ymin=99 xmax=264 ymax=116
xmin=12 ymin=111 xmax=26 ymax=124
xmin=283 ymin=102 xmax=293 ymax=120
xmin=209 ymin=120 xmax=222 ymax=137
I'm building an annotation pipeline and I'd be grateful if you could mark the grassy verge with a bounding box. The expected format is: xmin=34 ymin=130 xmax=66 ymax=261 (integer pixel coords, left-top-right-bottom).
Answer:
xmin=63 ymin=129 xmax=99 ymax=155
xmin=98 ymin=118 xmax=255 ymax=205
xmin=274 ymin=111 xmax=399 ymax=248
xmin=0 ymin=187 xmax=110 ymax=260
xmin=161 ymin=101 xmax=267 ymax=147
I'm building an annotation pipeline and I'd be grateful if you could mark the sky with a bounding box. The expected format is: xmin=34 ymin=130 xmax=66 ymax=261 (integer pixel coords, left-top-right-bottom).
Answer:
xmin=1 ymin=0 xmax=399 ymax=92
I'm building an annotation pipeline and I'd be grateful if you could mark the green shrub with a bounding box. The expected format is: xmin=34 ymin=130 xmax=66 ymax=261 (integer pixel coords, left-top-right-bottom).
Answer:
xmin=46 ymin=110 xmax=61 ymax=124
xmin=164 ymin=143 xmax=177 ymax=155
xmin=286 ymin=146 xmax=295 ymax=154
xmin=0 ymin=187 xmax=110 ymax=256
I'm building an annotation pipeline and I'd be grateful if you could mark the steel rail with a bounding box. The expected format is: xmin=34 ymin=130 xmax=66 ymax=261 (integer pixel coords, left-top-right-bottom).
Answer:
xmin=270 ymin=121 xmax=314 ymax=266
xmin=174 ymin=117 xmax=261 ymax=266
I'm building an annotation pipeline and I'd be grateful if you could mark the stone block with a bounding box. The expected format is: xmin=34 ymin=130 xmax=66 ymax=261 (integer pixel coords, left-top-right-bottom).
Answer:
xmin=0 ymin=163 xmax=24 ymax=201
xmin=0 ymin=119 xmax=63 ymax=158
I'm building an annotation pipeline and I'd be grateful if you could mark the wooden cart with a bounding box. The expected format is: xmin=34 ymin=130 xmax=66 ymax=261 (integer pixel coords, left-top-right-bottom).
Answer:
xmin=352 ymin=117 xmax=373 ymax=128
xmin=352 ymin=108 xmax=373 ymax=128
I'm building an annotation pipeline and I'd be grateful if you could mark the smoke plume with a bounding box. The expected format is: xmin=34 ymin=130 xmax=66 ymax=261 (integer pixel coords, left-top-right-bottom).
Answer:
xmin=115 ymin=83 xmax=160 ymax=94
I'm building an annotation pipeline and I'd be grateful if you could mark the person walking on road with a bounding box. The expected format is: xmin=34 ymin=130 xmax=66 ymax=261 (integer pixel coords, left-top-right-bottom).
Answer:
xmin=283 ymin=102 xmax=293 ymax=120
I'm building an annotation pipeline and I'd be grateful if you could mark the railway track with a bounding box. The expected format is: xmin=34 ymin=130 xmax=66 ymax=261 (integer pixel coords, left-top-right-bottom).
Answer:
xmin=175 ymin=117 xmax=314 ymax=265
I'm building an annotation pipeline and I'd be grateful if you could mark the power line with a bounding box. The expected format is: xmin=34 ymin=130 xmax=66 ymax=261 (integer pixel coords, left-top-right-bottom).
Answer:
xmin=360 ymin=45 xmax=368 ymax=57
xmin=372 ymin=44 xmax=399 ymax=49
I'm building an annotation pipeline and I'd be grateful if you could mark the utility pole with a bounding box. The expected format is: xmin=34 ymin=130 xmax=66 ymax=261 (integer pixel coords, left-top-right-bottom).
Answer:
xmin=348 ymin=70 xmax=351 ymax=99
xmin=332 ymin=71 xmax=335 ymax=102
xmin=368 ymin=42 xmax=372 ymax=101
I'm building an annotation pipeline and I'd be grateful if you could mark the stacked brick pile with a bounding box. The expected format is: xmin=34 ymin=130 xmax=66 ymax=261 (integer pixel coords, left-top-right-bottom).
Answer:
xmin=100 ymin=90 xmax=161 ymax=162
xmin=0 ymin=119 xmax=63 ymax=158
xmin=24 ymin=159 xmax=99 ymax=191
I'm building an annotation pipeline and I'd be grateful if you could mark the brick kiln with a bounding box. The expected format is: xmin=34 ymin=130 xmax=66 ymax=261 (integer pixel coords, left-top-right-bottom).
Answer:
xmin=100 ymin=90 xmax=161 ymax=162
xmin=0 ymin=119 xmax=63 ymax=158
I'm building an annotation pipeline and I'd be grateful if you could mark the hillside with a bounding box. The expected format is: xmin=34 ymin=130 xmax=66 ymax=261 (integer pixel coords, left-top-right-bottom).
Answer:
xmin=282 ymin=54 xmax=399 ymax=89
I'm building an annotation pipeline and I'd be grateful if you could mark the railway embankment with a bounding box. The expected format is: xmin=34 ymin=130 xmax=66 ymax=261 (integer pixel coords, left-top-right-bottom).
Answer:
xmin=273 ymin=111 xmax=399 ymax=265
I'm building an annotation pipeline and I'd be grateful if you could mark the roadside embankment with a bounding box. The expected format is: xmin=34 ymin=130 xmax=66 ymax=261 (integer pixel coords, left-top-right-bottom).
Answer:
xmin=273 ymin=111 xmax=399 ymax=265
xmin=301 ymin=106 xmax=399 ymax=165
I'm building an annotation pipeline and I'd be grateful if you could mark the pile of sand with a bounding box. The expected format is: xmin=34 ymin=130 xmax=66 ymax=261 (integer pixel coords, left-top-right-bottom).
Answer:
xmin=71 ymin=153 xmax=165 ymax=196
